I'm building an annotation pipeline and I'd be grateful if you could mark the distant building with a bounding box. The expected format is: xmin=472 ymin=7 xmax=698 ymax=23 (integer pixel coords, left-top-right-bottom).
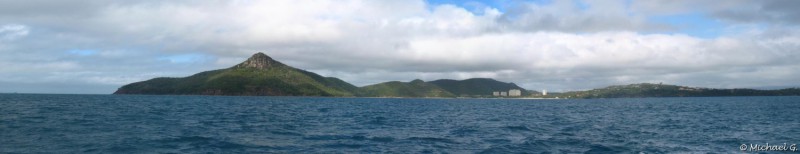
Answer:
xmin=542 ymin=90 xmax=547 ymax=96
xmin=500 ymin=92 xmax=507 ymax=96
xmin=509 ymin=89 xmax=521 ymax=96
xmin=492 ymin=91 xmax=500 ymax=96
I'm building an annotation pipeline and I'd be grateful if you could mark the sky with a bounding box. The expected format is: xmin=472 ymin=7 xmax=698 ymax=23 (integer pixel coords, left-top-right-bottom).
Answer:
xmin=0 ymin=0 xmax=799 ymax=94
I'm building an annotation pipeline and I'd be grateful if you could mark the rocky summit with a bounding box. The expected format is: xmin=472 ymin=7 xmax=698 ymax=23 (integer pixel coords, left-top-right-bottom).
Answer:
xmin=233 ymin=52 xmax=286 ymax=69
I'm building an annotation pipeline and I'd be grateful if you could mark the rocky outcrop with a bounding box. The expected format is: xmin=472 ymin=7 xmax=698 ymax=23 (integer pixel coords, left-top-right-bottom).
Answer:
xmin=233 ymin=52 xmax=286 ymax=69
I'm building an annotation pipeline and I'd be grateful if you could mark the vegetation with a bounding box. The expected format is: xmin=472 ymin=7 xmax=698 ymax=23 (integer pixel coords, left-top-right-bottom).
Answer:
xmin=428 ymin=78 xmax=530 ymax=97
xmin=115 ymin=53 xmax=800 ymax=98
xmin=115 ymin=53 xmax=531 ymax=98
xmin=357 ymin=79 xmax=455 ymax=97
xmin=549 ymin=83 xmax=800 ymax=99
xmin=114 ymin=53 xmax=356 ymax=96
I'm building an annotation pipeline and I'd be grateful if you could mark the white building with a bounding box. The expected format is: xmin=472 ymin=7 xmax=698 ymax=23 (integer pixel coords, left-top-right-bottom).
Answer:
xmin=542 ymin=89 xmax=547 ymax=96
xmin=500 ymin=92 xmax=507 ymax=96
xmin=492 ymin=91 xmax=500 ymax=96
xmin=509 ymin=89 xmax=521 ymax=96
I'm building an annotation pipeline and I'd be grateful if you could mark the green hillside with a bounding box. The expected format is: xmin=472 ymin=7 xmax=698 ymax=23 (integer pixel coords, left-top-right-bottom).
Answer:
xmin=114 ymin=53 xmax=357 ymax=96
xmin=358 ymin=79 xmax=455 ymax=97
xmin=553 ymin=83 xmax=800 ymax=98
xmin=428 ymin=78 xmax=529 ymax=97
xmin=113 ymin=53 xmax=800 ymax=99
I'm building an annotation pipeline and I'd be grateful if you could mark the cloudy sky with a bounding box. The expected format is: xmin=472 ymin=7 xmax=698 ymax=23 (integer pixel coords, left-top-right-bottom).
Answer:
xmin=1 ymin=0 xmax=799 ymax=94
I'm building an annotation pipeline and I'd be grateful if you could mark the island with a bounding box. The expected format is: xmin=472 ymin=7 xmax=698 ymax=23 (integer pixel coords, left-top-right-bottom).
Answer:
xmin=115 ymin=52 xmax=800 ymax=98
xmin=545 ymin=83 xmax=800 ymax=99
xmin=114 ymin=52 xmax=529 ymax=97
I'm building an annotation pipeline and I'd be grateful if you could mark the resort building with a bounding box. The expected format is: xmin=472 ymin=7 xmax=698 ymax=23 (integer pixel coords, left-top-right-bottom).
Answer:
xmin=509 ymin=89 xmax=521 ymax=96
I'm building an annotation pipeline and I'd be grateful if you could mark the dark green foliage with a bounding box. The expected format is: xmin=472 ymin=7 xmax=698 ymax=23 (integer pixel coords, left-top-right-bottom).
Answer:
xmin=358 ymin=79 xmax=455 ymax=97
xmin=428 ymin=78 xmax=529 ymax=97
xmin=296 ymin=69 xmax=359 ymax=92
xmin=117 ymin=53 xmax=800 ymax=98
xmin=554 ymin=83 xmax=800 ymax=98
xmin=114 ymin=54 xmax=356 ymax=96
xmin=115 ymin=52 xmax=528 ymax=98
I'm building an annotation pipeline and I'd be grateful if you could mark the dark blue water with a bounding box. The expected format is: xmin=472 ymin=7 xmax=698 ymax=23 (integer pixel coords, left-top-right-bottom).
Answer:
xmin=1 ymin=94 xmax=798 ymax=153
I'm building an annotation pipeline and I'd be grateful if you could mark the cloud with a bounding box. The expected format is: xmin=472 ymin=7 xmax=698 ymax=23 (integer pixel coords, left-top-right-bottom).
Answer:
xmin=0 ymin=0 xmax=799 ymax=94
xmin=496 ymin=0 xmax=665 ymax=33
xmin=0 ymin=24 xmax=29 ymax=40
xmin=631 ymin=0 xmax=800 ymax=25
xmin=711 ymin=0 xmax=800 ymax=24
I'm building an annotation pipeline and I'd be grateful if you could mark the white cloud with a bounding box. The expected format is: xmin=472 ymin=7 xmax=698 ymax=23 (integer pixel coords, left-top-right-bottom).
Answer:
xmin=0 ymin=24 xmax=29 ymax=40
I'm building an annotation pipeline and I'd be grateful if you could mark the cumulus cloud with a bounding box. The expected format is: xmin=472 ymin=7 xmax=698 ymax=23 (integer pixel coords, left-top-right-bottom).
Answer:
xmin=711 ymin=0 xmax=800 ymax=24
xmin=631 ymin=0 xmax=800 ymax=25
xmin=496 ymin=0 xmax=665 ymax=33
xmin=0 ymin=24 xmax=28 ymax=40
xmin=0 ymin=0 xmax=798 ymax=93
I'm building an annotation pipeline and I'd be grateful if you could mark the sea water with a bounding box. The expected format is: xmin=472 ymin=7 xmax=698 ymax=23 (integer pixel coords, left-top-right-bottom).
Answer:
xmin=1 ymin=94 xmax=798 ymax=153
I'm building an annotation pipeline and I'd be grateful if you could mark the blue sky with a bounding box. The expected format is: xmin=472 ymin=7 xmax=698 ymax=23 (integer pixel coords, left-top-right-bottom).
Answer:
xmin=429 ymin=0 xmax=726 ymax=38
xmin=0 ymin=0 xmax=799 ymax=94
xmin=648 ymin=12 xmax=725 ymax=38
xmin=427 ymin=0 xmax=516 ymax=12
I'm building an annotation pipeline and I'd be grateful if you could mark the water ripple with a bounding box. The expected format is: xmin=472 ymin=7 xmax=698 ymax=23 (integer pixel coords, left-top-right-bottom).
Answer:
xmin=1 ymin=94 xmax=798 ymax=153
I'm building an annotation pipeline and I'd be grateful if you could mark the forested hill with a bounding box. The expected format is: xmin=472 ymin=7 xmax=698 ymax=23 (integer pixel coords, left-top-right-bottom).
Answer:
xmin=551 ymin=83 xmax=800 ymax=99
xmin=114 ymin=52 xmax=529 ymax=97
xmin=114 ymin=52 xmax=357 ymax=96
xmin=428 ymin=78 xmax=530 ymax=97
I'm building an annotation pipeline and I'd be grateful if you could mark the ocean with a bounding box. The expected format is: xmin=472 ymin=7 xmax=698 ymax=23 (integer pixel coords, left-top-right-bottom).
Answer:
xmin=1 ymin=94 xmax=798 ymax=153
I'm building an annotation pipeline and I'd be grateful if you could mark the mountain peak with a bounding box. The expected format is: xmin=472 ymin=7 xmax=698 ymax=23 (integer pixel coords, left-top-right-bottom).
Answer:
xmin=234 ymin=52 xmax=286 ymax=69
